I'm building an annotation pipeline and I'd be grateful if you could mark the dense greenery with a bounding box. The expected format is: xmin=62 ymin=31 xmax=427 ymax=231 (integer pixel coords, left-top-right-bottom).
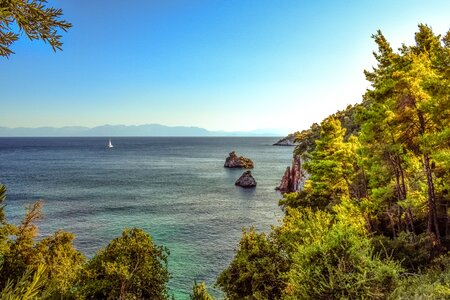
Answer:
xmin=75 ymin=228 xmax=169 ymax=299
xmin=0 ymin=0 xmax=72 ymax=57
xmin=216 ymin=227 xmax=289 ymax=299
xmin=218 ymin=24 xmax=450 ymax=299
xmin=0 ymin=186 xmax=170 ymax=299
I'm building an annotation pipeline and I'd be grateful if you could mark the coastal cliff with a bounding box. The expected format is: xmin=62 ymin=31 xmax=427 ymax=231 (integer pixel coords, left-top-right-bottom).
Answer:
xmin=272 ymin=133 xmax=298 ymax=146
xmin=276 ymin=155 xmax=302 ymax=193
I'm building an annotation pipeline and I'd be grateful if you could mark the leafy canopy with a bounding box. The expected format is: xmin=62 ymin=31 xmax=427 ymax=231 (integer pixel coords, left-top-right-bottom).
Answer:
xmin=0 ymin=0 xmax=72 ymax=57
xmin=76 ymin=228 xmax=170 ymax=300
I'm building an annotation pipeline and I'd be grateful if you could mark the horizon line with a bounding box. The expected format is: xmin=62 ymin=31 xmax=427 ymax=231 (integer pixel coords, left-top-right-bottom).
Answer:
xmin=0 ymin=135 xmax=285 ymax=138
xmin=0 ymin=123 xmax=294 ymax=134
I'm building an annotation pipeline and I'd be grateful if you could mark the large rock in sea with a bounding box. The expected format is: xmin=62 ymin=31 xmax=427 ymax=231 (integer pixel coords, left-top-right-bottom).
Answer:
xmin=276 ymin=155 xmax=302 ymax=193
xmin=235 ymin=171 xmax=257 ymax=188
xmin=224 ymin=151 xmax=254 ymax=169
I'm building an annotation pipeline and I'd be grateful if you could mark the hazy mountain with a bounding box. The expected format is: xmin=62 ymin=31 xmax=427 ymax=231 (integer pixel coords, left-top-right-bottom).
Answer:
xmin=0 ymin=124 xmax=286 ymax=137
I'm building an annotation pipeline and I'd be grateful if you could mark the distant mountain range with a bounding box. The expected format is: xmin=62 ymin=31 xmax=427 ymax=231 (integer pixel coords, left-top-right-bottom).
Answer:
xmin=0 ymin=124 xmax=288 ymax=137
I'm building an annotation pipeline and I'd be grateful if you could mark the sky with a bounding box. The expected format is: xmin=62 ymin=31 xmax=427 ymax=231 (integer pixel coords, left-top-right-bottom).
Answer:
xmin=1 ymin=0 xmax=449 ymax=133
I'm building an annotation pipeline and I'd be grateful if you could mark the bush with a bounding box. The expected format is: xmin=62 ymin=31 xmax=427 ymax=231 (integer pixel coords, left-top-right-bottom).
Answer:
xmin=190 ymin=281 xmax=213 ymax=300
xmin=216 ymin=227 xmax=289 ymax=300
xmin=75 ymin=228 xmax=169 ymax=300
xmin=391 ymin=254 xmax=450 ymax=299
xmin=372 ymin=232 xmax=438 ymax=272
xmin=284 ymin=223 xmax=401 ymax=299
xmin=0 ymin=200 xmax=84 ymax=298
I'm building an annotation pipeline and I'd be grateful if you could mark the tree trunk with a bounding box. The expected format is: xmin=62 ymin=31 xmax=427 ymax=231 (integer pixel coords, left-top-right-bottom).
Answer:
xmin=406 ymin=207 xmax=416 ymax=237
xmin=423 ymin=153 xmax=440 ymax=242
xmin=413 ymin=106 xmax=441 ymax=244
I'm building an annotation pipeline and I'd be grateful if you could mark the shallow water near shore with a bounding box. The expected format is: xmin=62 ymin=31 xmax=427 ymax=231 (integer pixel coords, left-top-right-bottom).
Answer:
xmin=0 ymin=137 xmax=292 ymax=298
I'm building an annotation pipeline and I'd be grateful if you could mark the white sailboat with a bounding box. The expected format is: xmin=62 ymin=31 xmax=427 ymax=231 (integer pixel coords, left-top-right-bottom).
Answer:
xmin=107 ymin=138 xmax=114 ymax=148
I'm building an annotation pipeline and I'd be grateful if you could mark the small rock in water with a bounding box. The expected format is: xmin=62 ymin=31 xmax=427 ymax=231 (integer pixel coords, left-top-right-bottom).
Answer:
xmin=235 ymin=171 xmax=257 ymax=188
xmin=224 ymin=151 xmax=254 ymax=168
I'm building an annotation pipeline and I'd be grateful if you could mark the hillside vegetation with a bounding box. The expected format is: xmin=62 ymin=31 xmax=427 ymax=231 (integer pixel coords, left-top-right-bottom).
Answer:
xmin=218 ymin=24 xmax=450 ymax=299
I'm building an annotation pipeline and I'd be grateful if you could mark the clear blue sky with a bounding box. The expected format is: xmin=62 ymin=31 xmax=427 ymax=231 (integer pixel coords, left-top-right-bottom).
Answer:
xmin=1 ymin=0 xmax=449 ymax=133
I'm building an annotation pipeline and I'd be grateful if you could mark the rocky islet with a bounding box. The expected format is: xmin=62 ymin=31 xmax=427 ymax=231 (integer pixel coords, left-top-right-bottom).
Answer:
xmin=224 ymin=151 xmax=254 ymax=169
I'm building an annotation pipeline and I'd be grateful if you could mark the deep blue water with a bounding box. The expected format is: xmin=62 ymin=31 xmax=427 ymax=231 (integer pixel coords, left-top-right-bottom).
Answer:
xmin=0 ymin=137 xmax=292 ymax=298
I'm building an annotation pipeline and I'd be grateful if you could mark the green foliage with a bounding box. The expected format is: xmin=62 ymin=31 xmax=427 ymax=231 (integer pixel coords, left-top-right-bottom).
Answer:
xmin=0 ymin=0 xmax=72 ymax=57
xmin=293 ymin=122 xmax=321 ymax=156
xmin=363 ymin=24 xmax=450 ymax=242
xmin=0 ymin=186 xmax=170 ymax=299
xmin=35 ymin=231 xmax=85 ymax=297
xmin=0 ymin=186 xmax=84 ymax=298
xmin=216 ymin=227 xmax=289 ymax=300
xmin=190 ymin=281 xmax=214 ymax=300
xmin=333 ymin=197 xmax=368 ymax=234
xmin=75 ymin=228 xmax=170 ymax=300
xmin=0 ymin=184 xmax=10 ymax=266
xmin=372 ymin=232 xmax=439 ymax=272
xmin=284 ymin=222 xmax=401 ymax=299
xmin=278 ymin=191 xmax=302 ymax=210
xmin=0 ymin=201 xmax=45 ymax=287
xmin=0 ymin=264 xmax=47 ymax=300
xmin=391 ymin=254 xmax=450 ymax=299
xmin=303 ymin=117 xmax=354 ymax=206
xmin=276 ymin=207 xmax=400 ymax=299
xmin=288 ymin=117 xmax=362 ymax=210
xmin=221 ymin=24 xmax=450 ymax=299
xmin=293 ymin=104 xmax=362 ymax=157
xmin=275 ymin=207 xmax=333 ymax=254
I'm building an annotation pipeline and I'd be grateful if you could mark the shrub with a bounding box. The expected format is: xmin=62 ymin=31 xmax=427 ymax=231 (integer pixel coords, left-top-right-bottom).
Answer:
xmin=216 ymin=227 xmax=289 ymax=300
xmin=284 ymin=223 xmax=401 ymax=299
xmin=75 ymin=228 xmax=169 ymax=300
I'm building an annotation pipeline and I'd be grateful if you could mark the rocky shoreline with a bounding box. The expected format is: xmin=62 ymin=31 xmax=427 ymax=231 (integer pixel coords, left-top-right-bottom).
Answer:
xmin=273 ymin=134 xmax=298 ymax=146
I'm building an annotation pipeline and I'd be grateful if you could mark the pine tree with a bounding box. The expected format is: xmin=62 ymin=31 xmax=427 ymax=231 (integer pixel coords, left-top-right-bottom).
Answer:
xmin=364 ymin=24 xmax=450 ymax=243
xmin=302 ymin=117 xmax=358 ymax=209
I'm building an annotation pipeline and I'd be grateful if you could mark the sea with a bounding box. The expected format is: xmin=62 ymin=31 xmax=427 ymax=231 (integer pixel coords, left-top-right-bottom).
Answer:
xmin=0 ymin=137 xmax=293 ymax=299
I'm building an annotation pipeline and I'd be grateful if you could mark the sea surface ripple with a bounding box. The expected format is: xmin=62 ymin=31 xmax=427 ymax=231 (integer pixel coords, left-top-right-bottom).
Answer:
xmin=0 ymin=137 xmax=292 ymax=298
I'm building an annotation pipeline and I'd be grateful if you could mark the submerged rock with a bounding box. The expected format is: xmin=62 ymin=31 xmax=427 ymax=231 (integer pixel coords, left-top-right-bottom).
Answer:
xmin=276 ymin=155 xmax=302 ymax=193
xmin=235 ymin=171 xmax=257 ymax=188
xmin=224 ymin=151 xmax=254 ymax=169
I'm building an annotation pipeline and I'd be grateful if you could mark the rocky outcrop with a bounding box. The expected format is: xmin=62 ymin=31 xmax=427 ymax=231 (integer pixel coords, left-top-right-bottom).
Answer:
xmin=224 ymin=151 xmax=254 ymax=169
xmin=276 ymin=156 xmax=302 ymax=193
xmin=273 ymin=134 xmax=298 ymax=146
xmin=235 ymin=171 xmax=257 ymax=188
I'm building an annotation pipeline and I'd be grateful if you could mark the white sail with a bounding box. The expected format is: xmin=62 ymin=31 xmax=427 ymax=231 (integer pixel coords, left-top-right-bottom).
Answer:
xmin=108 ymin=138 xmax=114 ymax=148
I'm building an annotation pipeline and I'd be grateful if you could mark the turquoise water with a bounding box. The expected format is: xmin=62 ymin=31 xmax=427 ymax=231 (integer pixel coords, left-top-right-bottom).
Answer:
xmin=0 ymin=137 xmax=292 ymax=298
